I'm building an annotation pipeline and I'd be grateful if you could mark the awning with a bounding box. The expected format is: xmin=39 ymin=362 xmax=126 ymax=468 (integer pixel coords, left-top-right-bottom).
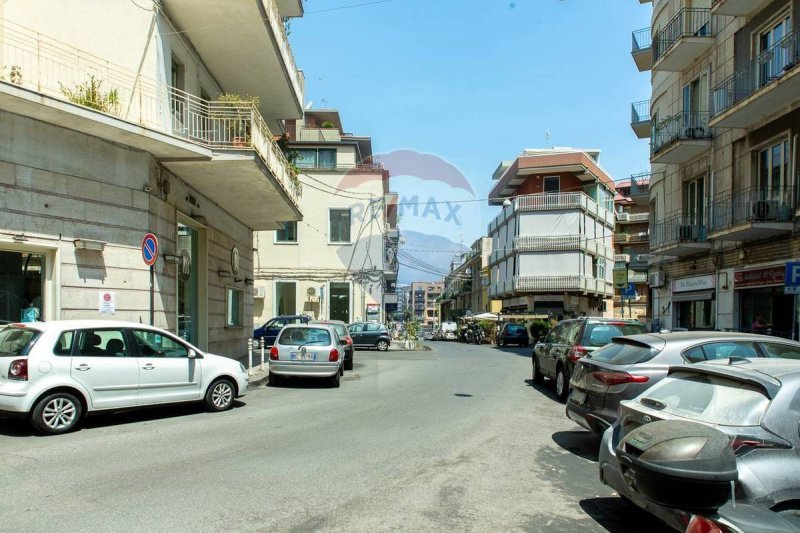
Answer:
xmin=672 ymin=290 xmax=715 ymax=302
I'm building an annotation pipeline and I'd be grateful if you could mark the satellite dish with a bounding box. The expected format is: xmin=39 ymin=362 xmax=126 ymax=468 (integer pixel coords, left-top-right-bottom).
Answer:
xmin=307 ymin=287 xmax=316 ymax=296
xmin=304 ymin=101 xmax=313 ymax=110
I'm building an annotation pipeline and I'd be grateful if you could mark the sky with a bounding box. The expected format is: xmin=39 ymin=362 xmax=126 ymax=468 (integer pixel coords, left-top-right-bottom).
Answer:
xmin=290 ymin=0 xmax=653 ymax=267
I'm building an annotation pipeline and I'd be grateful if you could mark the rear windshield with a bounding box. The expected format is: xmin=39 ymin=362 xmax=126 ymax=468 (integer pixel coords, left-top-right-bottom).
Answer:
xmin=590 ymin=340 xmax=660 ymax=365
xmin=0 ymin=327 xmax=40 ymax=356
xmin=331 ymin=324 xmax=348 ymax=337
xmin=506 ymin=325 xmax=527 ymax=334
xmin=278 ymin=328 xmax=332 ymax=346
xmin=636 ymin=372 xmax=770 ymax=426
xmin=582 ymin=323 xmax=649 ymax=347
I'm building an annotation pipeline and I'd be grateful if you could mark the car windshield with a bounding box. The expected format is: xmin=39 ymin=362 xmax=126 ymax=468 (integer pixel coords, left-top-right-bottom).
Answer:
xmin=507 ymin=325 xmax=526 ymax=334
xmin=590 ymin=340 xmax=660 ymax=365
xmin=582 ymin=323 xmax=648 ymax=347
xmin=0 ymin=327 xmax=40 ymax=356
xmin=279 ymin=328 xmax=332 ymax=346
xmin=636 ymin=372 xmax=770 ymax=426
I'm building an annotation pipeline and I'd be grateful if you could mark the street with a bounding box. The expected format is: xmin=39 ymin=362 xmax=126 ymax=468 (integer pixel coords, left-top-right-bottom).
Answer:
xmin=0 ymin=342 xmax=671 ymax=532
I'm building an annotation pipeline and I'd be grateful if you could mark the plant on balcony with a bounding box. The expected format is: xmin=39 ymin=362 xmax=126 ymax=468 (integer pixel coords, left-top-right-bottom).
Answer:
xmin=214 ymin=93 xmax=260 ymax=147
xmin=1 ymin=65 xmax=23 ymax=85
xmin=59 ymin=76 xmax=120 ymax=115
xmin=276 ymin=133 xmax=303 ymax=198
xmin=321 ymin=121 xmax=336 ymax=129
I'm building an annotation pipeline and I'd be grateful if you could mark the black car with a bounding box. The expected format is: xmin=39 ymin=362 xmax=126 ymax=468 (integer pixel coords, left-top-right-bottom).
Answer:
xmin=348 ymin=322 xmax=391 ymax=351
xmin=497 ymin=323 xmax=530 ymax=347
xmin=253 ymin=315 xmax=309 ymax=346
xmin=531 ymin=318 xmax=648 ymax=401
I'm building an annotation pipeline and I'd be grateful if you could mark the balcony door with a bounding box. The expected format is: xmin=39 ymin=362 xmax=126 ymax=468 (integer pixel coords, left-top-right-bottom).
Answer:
xmin=759 ymin=15 xmax=792 ymax=85
xmin=757 ymin=139 xmax=791 ymax=203
xmin=683 ymin=73 xmax=709 ymax=136
xmin=683 ymin=177 xmax=705 ymax=227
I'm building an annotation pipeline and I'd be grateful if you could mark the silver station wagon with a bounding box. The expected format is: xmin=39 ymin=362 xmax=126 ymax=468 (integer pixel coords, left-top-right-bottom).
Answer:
xmin=268 ymin=324 xmax=345 ymax=388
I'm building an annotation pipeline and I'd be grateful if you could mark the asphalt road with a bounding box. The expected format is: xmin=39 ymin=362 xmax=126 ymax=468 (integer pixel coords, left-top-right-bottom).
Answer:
xmin=0 ymin=341 xmax=672 ymax=532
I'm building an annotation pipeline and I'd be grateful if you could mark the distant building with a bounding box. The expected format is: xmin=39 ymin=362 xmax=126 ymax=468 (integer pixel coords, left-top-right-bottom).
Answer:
xmin=613 ymin=175 xmax=651 ymax=322
xmin=410 ymin=282 xmax=442 ymax=326
xmin=439 ymin=237 xmax=498 ymax=320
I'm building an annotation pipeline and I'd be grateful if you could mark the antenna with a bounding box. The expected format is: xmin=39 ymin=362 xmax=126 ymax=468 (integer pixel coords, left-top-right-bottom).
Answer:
xmin=545 ymin=130 xmax=552 ymax=147
xmin=304 ymin=100 xmax=313 ymax=110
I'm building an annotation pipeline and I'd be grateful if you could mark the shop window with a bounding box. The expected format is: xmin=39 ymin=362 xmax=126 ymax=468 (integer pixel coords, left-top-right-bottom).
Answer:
xmin=0 ymin=251 xmax=45 ymax=323
xmin=740 ymin=287 xmax=793 ymax=338
xmin=677 ymin=300 xmax=715 ymax=330
xmin=226 ymin=287 xmax=243 ymax=327
xmin=276 ymin=221 xmax=298 ymax=243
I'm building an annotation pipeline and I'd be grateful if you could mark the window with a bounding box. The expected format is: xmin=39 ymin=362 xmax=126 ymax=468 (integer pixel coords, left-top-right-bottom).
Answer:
xmin=0 ymin=327 xmax=40 ymax=356
xmin=226 ymin=287 xmax=243 ymax=327
xmin=329 ymin=209 xmax=352 ymax=243
xmin=297 ymin=149 xmax=317 ymax=168
xmin=591 ymin=340 xmax=659 ymax=365
xmin=296 ymin=148 xmax=337 ymax=169
xmin=278 ymin=327 xmax=331 ymax=346
xmin=543 ymin=176 xmax=560 ymax=194
xmin=759 ymin=15 xmax=792 ymax=84
xmin=366 ymin=323 xmax=381 ymax=332
xmin=276 ymin=221 xmax=298 ymax=243
xmin=760 ymin=342 xmax=800 ymax=360
xmin=77 ymin=329 xmax=128 ymax=357
xmin=131 ymin=330 xmax=189 ymax=358
xmin=757 ymin=138 xmax=791 ymax=199
xmin=699 ymin=341 xmax=759 ymax=361
xmin=318 ymin=149 xmax=336 ymax=169
xmin=330 ymin=282 xmax=351 ymax=322
xmin=683 ymin=177 xmax=705 ymax=225
xmin=275 ymin=282 xmax=296 ymax=316
xmin=682 ymin=72 xmax=708 ymax=115
xmin=54 ymin=331 xmax=75 ymax=356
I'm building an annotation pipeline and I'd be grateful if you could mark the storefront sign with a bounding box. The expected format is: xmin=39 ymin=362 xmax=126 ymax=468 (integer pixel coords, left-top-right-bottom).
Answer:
xmin=672 ymin=274 xmax=715 ymax=293
xmin=735 ymin=265 xmax=785 ymax=289
xmin=99 ymin=291 xmax=115 ymax=315
xmin=785 ymin=262 xmax=800 ymax=295
xmin=613 ymin=268 xmax=629 ymax=289
xmin=366 ymin=304 xmax=379 ymax=319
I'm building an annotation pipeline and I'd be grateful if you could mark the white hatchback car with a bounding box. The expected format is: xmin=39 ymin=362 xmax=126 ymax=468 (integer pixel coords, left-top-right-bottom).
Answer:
xmin=0 ymin=320 xmax=248 ymax=435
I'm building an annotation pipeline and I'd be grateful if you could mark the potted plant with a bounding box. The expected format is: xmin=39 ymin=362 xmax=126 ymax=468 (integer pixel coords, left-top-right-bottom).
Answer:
xmin=59 ymin=75 xmax=120 ymax=115
xmin=214 ymin=93 xmax=259 ymax=147
xmin=320 ymin=121 xmax=336 ymax=129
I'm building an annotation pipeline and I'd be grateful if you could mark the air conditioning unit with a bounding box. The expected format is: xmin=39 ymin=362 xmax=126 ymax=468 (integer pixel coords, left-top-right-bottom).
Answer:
xmin=617 ymin=212 xmax=630 ymax=222
xmin=648 ymin=271 xmax=665 ymax=287
xmin=679 ymin=224 xmax=699 ymax=241
xmin=751 ymin=200 xmax=780 ymax=221
xmin=254 ymin=286 xmax=266 ymax=299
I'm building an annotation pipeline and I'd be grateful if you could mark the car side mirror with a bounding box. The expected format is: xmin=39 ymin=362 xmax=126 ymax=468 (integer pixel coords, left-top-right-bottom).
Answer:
xmin=188 ymin=349 xmax=197 ymax=359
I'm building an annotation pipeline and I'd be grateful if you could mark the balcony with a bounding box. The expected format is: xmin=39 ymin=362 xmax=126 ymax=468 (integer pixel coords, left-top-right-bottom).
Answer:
xmin=653 ymin=9 xmax=714 ymax=72
xmin=513 ymin=235 xmax=614 ymax=259
xmin=711 ymin=0 xmax=772 ymax=17
xmin=164 ymin=0 xmax=305 ymax=125
xmin=487 ymin=192 xmax=615 ymax=233
xmin=711 ymin=26 xmax=800 ymax=129
xmin=617 ymin=212 xmax=650 ymax=224
xmin=651 ymin=112 xmax=712 ymax=164
xmin=630 ymin=253 xmax=653 ymax=271
xmin=0 ymin=21 xmax=302 ymax=229
xmin=286 ymin=124 xmax=344 ymax=143
xmin=632 ymin=28 xmax=653 ymax=72
xmin=650 ymin=215 xmax=711 ymax=256
xmin=631 ymin=100 xmax=651 ymax=139
xmin=616 ymin=232 xmax=649 ymax=244
xmin=513 ymin=276 xmax=614 ymax=298
xmin=708 ymin=186 xmax=795 ymax=241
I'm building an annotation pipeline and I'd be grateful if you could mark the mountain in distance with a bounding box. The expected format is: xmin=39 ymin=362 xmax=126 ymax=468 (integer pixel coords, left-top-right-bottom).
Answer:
xmin=397 ymin=230 xmax=469 ymax=285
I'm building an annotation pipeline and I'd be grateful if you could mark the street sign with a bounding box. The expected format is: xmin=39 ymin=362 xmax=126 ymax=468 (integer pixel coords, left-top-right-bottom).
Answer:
xmin=621 ymin=283 xmax=637 ymax=300
xmin=785 ymin=261 xmax=800 ymax=295
xmin=613 ymin=268 xmax=629 ymax=288
xmin=142 ymin=233 xmax=159 ymax=266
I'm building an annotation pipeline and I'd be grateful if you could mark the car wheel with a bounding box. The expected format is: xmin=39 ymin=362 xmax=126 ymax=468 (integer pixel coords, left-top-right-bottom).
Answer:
xmin=377 ymin=340 xmax=389 ymax=352
xmin=31 ymin=392 xmax=82 ymax=435
xmin=268 ymin=372 xmax=281 ymax=387
xmin=205 ymin=378 xmax=235 ymax=411
xmin=531 ymin=355 xmax=543 ymax=384
xmin=344 ymin=358 xmax=353 ymax=371
xmin=330 ymin=371 xmax=341 ymax=388
xmin=555 ymin=366 xmax=569 ymax=402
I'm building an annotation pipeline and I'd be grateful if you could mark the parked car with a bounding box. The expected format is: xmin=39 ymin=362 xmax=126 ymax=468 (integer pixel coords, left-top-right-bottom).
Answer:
xmin=599 ymin=359 xmax=800 ymax=531
xmin=348 ymin=322 xmax=391 ymax=351
xmin=532 ymin=318 xmax=648 ymax=401
xmin=436 ymin=322 xmax=458 ymax=341
xmin=497 ymin=323 xmax=530 ymax=347
xmin=311 ymin=320 xmax=354 ymax=370
xmin=0 ymin=320 xmax=248 ymax=435
xmin=268 ymin=324 xmax=345 ymax=388
xmin=253 ymin=315 xmax=309 ymax=346
xmin=566 ymin=332 xmax=800 ymax=435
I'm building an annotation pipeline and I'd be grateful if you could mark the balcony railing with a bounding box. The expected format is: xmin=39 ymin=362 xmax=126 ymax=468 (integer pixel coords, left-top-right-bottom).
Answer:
xmin=632 ymin=27 xmax=652 ymax=54
xmin=652 ymin=112 xmax=711 ymax=156
xmin=488 ymin=192 xmax=615 ymax=233
xmin=631 ymin=100 xmax=651 ymax=124
xmin=630 ymin=172 xmax=652 ymax=196
xmin=263 ymin=0 xmax=305 ymax=103
xmin=514 ymin=276 xmax=614 ymax=296
xmin=712 ymin=26 xmax=800 ymax=118
xmin=0 ymin=20 xmax=301 ymax=205
xmin=709 ymin=186 xmax=796 ymax=232
xmin=629 ymin=253 xmax=652 ymax=270
xmin=650 ymin=215 xmax=708 ymax=249
xmin=653 ymin=9 xmax=713 ymax=64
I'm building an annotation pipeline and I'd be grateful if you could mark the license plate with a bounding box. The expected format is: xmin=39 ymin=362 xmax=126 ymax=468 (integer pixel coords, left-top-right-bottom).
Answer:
xmin=571 ymin=389 xmax=587 ymax=405
xmin=290 ymin=352 xmax=315 ymax=361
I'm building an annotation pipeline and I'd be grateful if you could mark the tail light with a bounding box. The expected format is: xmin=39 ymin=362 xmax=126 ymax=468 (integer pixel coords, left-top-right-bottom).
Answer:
xmin=8 ymin=359 xmax=28 ymax=381
xmin=591 ymin=371 xmax=649 ymax=386
xmin=686 ymin=515 xmax=727 ymax=533
xmin=329 ymin=348 xmax=339 ymax=362
xmin=345 ymin=336 xmax=353 ymax=345
xmin=730 ymin=434 xmax=791 ymax=456
xmin=568 ymin=346 xmax=590 ymax=362
xmin=269 ymin=346 xmax=278 ymax=360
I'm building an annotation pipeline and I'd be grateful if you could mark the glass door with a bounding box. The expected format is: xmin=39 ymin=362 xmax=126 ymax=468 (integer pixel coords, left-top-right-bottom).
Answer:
xmin=329 ymin=282 xmax=350 ymax=323
xmin=0 ymin=251 xmax=45 ymax=323
xmin=177 ymin=223 xmax=198 ymax=343
xmin=759 ymin=16 xmax=792 ymax=85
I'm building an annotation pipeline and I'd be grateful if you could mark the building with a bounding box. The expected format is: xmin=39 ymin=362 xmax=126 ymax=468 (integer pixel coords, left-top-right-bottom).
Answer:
xmin=410 ymin=282 xmax=442 ymax=326
xmin=0 ymin=1 xmax=304 ymax=355
xmin=633 ymin=0 xmax=800 ymax=337
xmin=487 ymin=148 xmax=616 ymax=317
xmin=613 ymin=174 xmax=651 ymax=321
xmin=253 ymin=109 xmax=397 ymax=325
xmin=439 ymin=237 xmax=497 ymax=320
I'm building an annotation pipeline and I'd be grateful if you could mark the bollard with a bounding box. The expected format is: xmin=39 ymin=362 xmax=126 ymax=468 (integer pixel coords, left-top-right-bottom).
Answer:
xmin=259 ymin=337 xmax=265 ymax=371
xmin=247 ymin=338 xmax=254 ymax=376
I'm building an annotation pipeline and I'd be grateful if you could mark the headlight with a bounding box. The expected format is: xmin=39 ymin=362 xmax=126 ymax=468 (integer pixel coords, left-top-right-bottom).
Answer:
xmin=239 ymin=362 xmax=246 ymax=372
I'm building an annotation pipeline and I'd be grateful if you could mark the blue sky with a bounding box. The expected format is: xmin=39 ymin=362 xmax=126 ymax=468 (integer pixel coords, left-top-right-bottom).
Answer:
xmin=291 ymin=0 xmax=652 ymax=249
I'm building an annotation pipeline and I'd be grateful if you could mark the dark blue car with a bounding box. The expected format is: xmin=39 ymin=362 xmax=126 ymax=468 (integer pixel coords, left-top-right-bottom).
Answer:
xmin=253 ymin=315 xmax=309 ymax=346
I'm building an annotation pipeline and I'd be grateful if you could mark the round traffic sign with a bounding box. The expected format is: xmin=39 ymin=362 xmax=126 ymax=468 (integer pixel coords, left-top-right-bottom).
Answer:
xmin=142 ymin=233 xmax=159 ymax=266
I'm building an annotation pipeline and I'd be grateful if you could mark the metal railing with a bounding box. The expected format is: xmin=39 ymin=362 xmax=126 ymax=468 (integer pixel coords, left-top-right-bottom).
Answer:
xmin=650 ymin=214 xmax=708 ymax=249
xmin=654 ymin=8 xmax=713 ymax=64
xmin=286 ymin=125 xmax=342 ymax=142
xmin=712 ymin=26 xmax=800 ymax=118
xmin=0 ymin=20 xmax=301 ymax=205
xmin=709 ymin=186 xmax=796 ymax=232
xmin=631 ymin=100 xmax=651 ymax=124
xmin=652 ymin=111 xmax=711 ymax=156
xmin=262 ymin=0 xmax=305 ymax=103
xmin=630 ymin=172 xmax=652 ymax=196
xmin=514 ymin=275 xmax=614 ymax=296
xmin=487 ymin=192 xmax=615 ymax=233
xmin=629 ymin=254 xmax=652 ymax=270
xmin=632 ymin=27 xmax=652 ymax=54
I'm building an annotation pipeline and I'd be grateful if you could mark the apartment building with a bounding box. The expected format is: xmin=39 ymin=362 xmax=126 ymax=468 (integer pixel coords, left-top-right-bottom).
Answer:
xmin=410 ymin=282 xmax=442 ymax=326
xmin=613 ymin=175 xmax=651 ymax=321
xmin=253 ymin=109 xmax=397 ymax=325
xmin=0 ymin=1 xmax=304 ymax=356
xmin=439 ymin=237 xmax=497 ymax=320
xmin=487 ymin=148 xmax=616 ymax=317
xmin=633 ymin=0 xmax=800 ymax=337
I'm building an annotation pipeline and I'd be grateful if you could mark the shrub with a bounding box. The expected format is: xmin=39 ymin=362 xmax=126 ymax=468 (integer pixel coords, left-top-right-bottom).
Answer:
xmin=59 ymin=76 xmax=120 ymax=115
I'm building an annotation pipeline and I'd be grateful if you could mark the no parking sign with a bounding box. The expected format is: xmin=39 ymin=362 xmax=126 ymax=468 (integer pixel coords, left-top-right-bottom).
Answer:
xmin=142 ymin=233 xmax=159 ymax=266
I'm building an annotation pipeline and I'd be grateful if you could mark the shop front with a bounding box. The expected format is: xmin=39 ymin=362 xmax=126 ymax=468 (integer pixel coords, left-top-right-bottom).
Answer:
xmin=672 ymin=274 xmax=716 ymax=330
xmin=735 ymin=264 xmax=792 ymax=338
xmin=0 ymin=249 xmax=47 ymax=323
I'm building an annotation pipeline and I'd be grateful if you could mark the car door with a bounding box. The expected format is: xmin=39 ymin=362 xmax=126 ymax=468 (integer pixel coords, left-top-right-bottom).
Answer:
xmin=129 ymin=328 xmax=203 ymax=405
xmin=69 ymin=328 xmax=139 ymax=410
xmin=536 ymin=326 xmax=561 ymax=378
xmin=265 ymin=318 xmax=287 ymax=347
xmin=364 ymin=323 xmax=382 ymax=346
xmin=348 ymin=323 xmax=364 ymax=346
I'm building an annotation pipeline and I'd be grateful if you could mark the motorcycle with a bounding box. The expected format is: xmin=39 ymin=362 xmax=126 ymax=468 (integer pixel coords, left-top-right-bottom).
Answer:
xmin=473 ymin=326 xmax=485 ymax=345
